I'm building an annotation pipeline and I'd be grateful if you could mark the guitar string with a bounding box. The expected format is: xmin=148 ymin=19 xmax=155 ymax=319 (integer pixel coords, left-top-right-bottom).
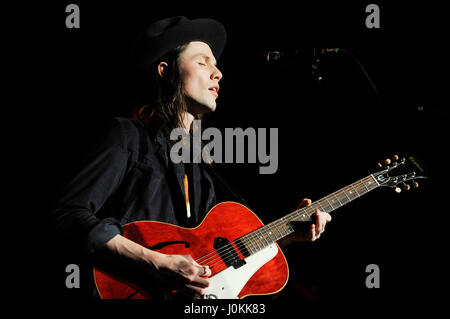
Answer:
xmin=196 ymin=204 xmax=322 ymax=270
xmin=194 ymin=204 xmax=317 ymax=265
xmin=125 ymin=198 xmax=346 ymax=298
xmin=194 ymin=176 xmax=375 ymax=269
xmin=202 ymin=207 xmax=317 ymax=271
xmin=123 ymin=176 xmax=380 ymax=295
xmin=195 ymin=213 xmax=298 ymax=268
xmin=194 ymin=177 xmax=376 ymax=270
xmin=202 ymin=202 xmax=329 ymax=270
xmin=196 ymin=179 xmax=374 ymax=270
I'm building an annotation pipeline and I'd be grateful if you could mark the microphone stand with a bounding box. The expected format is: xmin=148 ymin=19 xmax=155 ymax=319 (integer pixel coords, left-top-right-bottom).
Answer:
xmin=312 ymin=49 xmax=382 ymax=102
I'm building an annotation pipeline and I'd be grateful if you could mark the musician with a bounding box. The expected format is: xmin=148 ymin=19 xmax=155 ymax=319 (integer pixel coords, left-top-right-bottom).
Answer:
xmin=48 ymin=16 xmax=332 ymax=298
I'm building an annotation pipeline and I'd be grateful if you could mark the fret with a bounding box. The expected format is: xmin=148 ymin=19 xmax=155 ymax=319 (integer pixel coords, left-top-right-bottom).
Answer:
xmin=298 ymin=211 xmax=310 ymax=222
xmin=324 ymin=197 xmax=336 ymax=210
xmin=360 ymin=179 xmax=370 ymax=192
xmin=332 ymin=193 xmax=344 ymax=206
xmin=366 ymin=176 xmax=377 ymax=190
xmin=318 ymin=199 xmax=331 ymax=213
xmin=272 ymin=226 xmax=281 ymax=241
xmin=341 ymin=189 xmax=351 ymax=202
xmin=240 ymin=175 xmax=382 ymax=257
xmin=248 ymin=238 xmax=256 ymax=254
xmin=347 ymin=184 xmax=359 ymax=200
xmin=306 ymin=206 xmax=316 ymax=219
xmin=316 ymin=201 xmax=327 ymax=213
xmin=244 ymin=234 xmax=256 ymax=254
xmin=370 ymin=174 xmax=380 ymax=187
xmin=277 ymin=221 xmax=286 ymax=238
xmin=294 ymin=210 xmax=303 ymax=222
xmin=284 ymin=215 xmax=293 ymax=226
xmin=350 ymin=184 xmax=360 ymax=197
xmin=273 ymin=223 xmax=283 ymax=239
xmin=265 ymin=222 xmax=278 ymax=242
xmin=257 ymin=233 xmax=265 ymax=249
xmin=284 ymin=218 xmax=294 ymax=233
xmin=252 ymin=233 xmax=260 ymax=250
xmin=279 ymin=220 xmax=290 ymax=235
xmin=257 ymin=230 xmax=267 ymax=248
xmin=264 ymin=229 xmax=273 ymax=244
xmin=266 ymin=228 xmax=276 ymax=242
xmin=251 ymin=232 xmax=261 ymax=251
xmin=264 ymin=229 xmax=273 ymax=245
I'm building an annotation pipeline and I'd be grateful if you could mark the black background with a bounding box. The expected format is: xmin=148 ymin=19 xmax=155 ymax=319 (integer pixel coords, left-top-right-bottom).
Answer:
xmin=1 ymin=0 xmax=448 ymax=304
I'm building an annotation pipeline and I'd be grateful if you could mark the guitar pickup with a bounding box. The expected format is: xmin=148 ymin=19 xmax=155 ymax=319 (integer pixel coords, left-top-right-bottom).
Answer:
xmin=213 ymin=236 xmax=246 ymax=269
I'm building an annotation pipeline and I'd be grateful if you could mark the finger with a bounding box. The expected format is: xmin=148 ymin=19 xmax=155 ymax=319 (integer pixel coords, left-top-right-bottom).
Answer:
xmin=316 ymin=211 xmax=329 ymax=233
xmin=314 ymin=211 xmax=322 ymax=235
xmin=195 ymin=264 xmax=211 ymax=277
xmin=185 ymin=283 xmax=209 ymax=296
xmin=310 ymin=224 xmax=316 ymax=241
xmin=189 ymin=275 xmax=210 ymax=288
xmin=189 ymin=266 xmax=211 ymax=287
xmin=297 ymin=198 xmax=312 ymax=209
xmin=188 ymin=255 xmax=211 ymax=277
xmin=321 ymin=212 xmax=332 ymax=231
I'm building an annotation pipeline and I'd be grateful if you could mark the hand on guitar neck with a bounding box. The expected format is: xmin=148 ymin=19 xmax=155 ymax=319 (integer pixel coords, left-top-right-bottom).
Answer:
xmin=277 ymin=198 xmax=332 ymax=248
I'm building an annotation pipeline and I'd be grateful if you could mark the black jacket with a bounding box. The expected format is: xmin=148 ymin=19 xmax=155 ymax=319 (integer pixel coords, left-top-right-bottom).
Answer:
xmin=49 ymin=117 xmax=217 ymax=257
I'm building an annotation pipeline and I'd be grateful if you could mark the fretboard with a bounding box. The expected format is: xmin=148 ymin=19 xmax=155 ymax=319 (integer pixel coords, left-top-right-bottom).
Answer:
xmin=238 ymin=174 xmax=379 ymax=255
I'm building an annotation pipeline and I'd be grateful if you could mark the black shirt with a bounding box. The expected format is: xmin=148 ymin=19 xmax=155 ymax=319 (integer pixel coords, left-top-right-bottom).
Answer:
xmin=48 ymin=117 xmax=217 ymax=258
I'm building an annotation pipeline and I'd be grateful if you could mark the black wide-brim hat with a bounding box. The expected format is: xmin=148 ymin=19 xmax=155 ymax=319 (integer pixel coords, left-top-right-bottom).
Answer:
xmin=131 ymin=16 xmax=227 ymax=72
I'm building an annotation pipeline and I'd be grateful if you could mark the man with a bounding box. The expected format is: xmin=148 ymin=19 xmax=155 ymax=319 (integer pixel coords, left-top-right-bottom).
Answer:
xmin=48 ymin=16 xmax=331 ymax=299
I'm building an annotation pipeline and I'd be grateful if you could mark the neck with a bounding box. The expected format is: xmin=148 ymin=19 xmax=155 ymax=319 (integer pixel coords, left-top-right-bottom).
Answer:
xmin=181 ymin=112 xmax=195 ymax=133
xmin=237 ymin=174 xmax=380 ymax=256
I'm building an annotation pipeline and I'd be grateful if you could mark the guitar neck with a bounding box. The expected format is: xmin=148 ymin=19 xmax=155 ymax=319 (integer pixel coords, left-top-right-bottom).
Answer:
xmin=239 ymin=174 xmax=380 ymax=255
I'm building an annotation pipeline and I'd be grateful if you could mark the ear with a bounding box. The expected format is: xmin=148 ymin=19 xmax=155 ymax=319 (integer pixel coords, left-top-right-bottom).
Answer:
xmin=157 ymin=62 xmax=168 ymax=78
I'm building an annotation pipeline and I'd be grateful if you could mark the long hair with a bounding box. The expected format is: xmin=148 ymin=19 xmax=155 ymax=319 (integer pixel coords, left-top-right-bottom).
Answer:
xmin=134 ymin=43 xmax=201 ymax=138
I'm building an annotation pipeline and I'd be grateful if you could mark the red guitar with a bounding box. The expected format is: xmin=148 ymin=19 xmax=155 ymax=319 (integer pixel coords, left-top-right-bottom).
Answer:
xmin=94 ymin=155 xmax=425 ymax=299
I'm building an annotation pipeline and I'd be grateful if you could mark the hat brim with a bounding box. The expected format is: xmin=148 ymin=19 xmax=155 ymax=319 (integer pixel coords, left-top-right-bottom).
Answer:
xmin=134 ymin=18 xmax=226 ymax=71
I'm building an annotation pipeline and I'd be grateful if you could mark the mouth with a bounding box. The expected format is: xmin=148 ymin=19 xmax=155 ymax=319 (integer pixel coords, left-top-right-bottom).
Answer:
xmin=208 ymin=85 xmax=219 ymax=97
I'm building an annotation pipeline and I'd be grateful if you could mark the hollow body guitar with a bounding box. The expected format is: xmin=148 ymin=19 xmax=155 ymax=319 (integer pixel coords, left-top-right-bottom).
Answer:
xmin=93 ymin=155 xmax=425 ymax=299
xmin=94 ymin=201 xmax=286 ymax=299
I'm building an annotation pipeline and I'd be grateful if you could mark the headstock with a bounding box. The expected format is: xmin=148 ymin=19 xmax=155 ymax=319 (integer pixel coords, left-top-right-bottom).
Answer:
xmin=373 ymin=155 xmax=427 ymax=192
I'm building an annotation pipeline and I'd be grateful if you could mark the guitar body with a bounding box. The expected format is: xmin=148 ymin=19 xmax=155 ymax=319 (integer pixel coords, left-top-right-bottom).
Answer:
xmin=93 ymin=155 xmax=426 ymax=298
xmin=94 ymin=201 xmax=289 ymax=299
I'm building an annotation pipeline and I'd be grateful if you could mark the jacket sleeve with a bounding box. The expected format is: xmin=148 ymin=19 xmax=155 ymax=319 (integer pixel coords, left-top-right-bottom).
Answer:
xmin=48 ymin=118 xmax=131 ymax=257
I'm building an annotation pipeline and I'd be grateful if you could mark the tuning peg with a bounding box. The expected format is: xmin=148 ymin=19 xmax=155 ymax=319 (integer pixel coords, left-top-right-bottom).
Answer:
xmin=394 ymin=187 xmax=402 ymax=193
xmin=412 ymin=181 xmax=419 ymax=188
xmin=403 ymin=183 xmax=411 ymax=191
xmin=392 ymin=155 xmax=399 ymax=161
xmin=377 ymin=162 xmax=383 ymax=168
xmin=384 ymin=158 xmax=391 ymax=165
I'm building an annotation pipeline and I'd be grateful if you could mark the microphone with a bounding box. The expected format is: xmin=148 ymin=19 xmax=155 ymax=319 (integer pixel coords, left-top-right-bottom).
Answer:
xmin=262 ymin=48 xmax=347 ymax=64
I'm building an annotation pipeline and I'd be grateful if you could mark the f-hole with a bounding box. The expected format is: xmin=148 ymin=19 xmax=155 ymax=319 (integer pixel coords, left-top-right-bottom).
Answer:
xmin=147 ymin=241 xmax=190 ymax=250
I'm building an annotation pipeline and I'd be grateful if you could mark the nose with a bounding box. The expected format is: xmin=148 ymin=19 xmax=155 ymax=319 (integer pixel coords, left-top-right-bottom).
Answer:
xmin=211 ymin=65 xmax=223 ymax=81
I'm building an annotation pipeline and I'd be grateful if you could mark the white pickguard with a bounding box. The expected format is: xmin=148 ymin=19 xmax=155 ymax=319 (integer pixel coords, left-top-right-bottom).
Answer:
xmin=202 ymin=244 xmax=279 ymax=299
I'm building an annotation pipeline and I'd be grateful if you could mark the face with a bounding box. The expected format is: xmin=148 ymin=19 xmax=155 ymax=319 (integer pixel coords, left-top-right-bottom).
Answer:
xmin=176 ymin=41 xmax=223 ymax=114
